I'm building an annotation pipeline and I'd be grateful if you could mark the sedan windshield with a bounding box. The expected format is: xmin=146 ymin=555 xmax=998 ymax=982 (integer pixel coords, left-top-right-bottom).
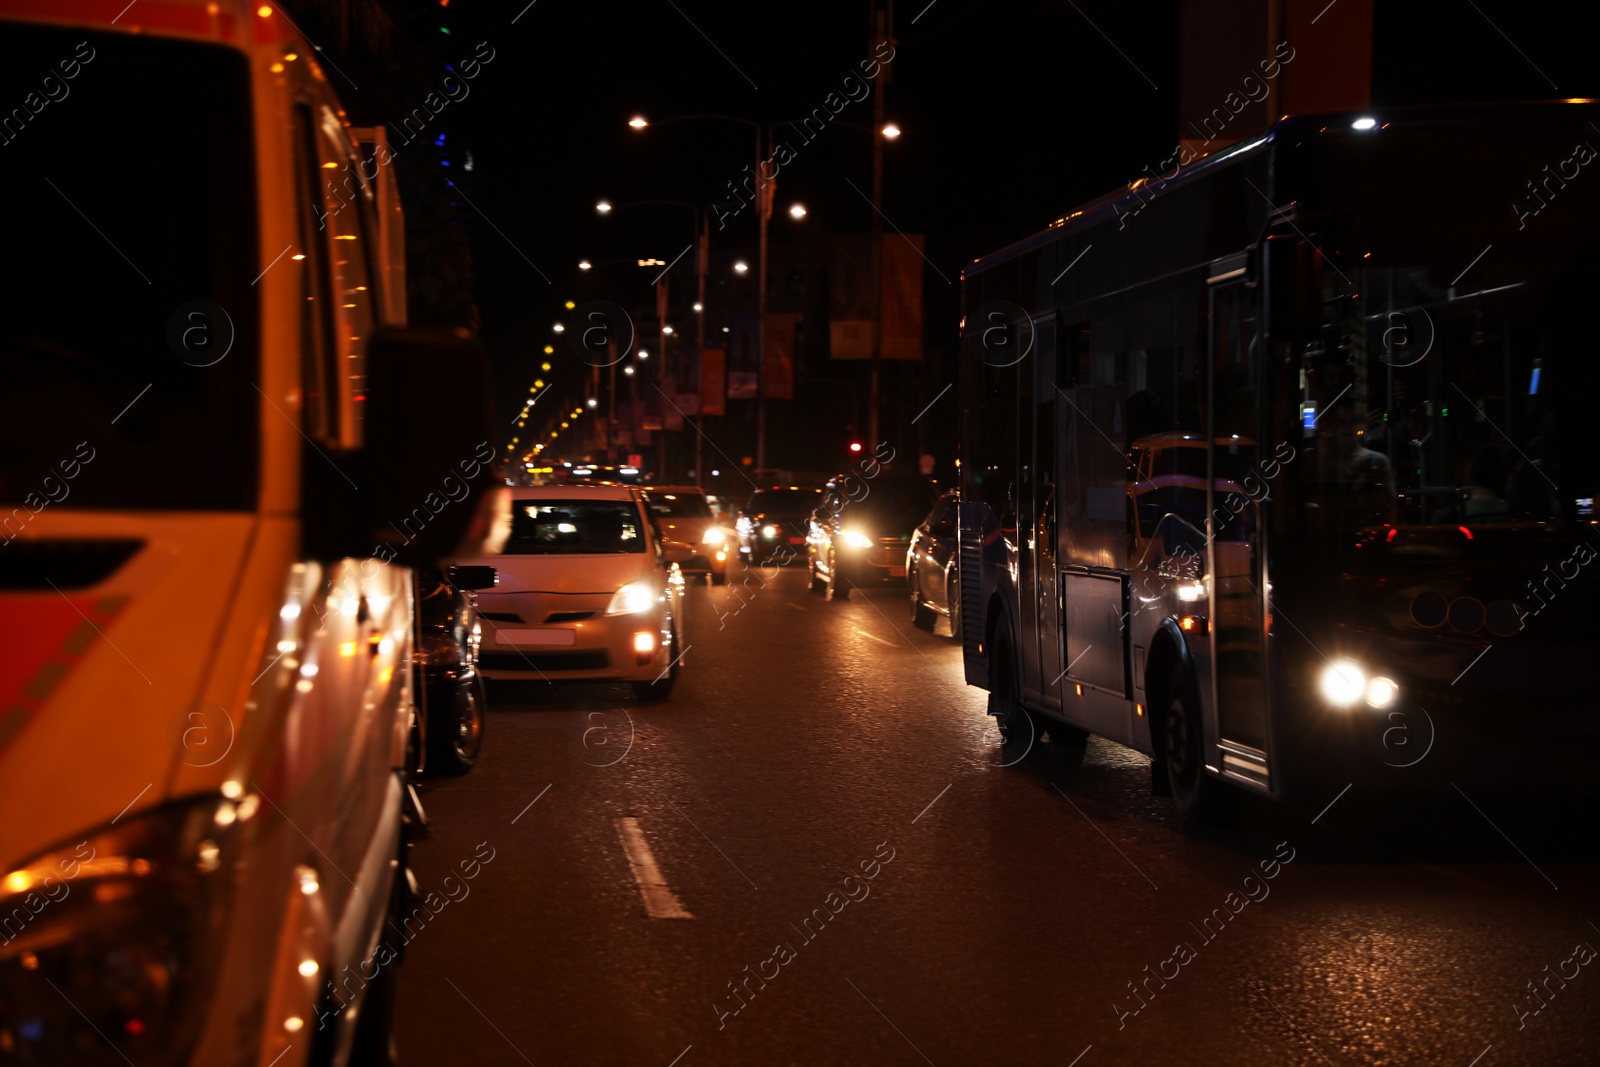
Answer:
xmin=504 ymin=501 xmax=647 ymax=554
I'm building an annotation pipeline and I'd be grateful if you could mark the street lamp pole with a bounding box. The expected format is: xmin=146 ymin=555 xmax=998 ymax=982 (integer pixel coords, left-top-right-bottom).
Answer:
xmin=755 ymin=125 xmax=769 ymax=472
xmin=695 ymin=208 xmax=707 ymax=487
xmin=868 ymin=4 xmax=889 ymax=452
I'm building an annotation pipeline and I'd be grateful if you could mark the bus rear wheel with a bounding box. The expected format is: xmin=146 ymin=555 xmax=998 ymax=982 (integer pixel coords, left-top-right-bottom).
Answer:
xmin=1159 ymin=669 xmax=1229 ymax=823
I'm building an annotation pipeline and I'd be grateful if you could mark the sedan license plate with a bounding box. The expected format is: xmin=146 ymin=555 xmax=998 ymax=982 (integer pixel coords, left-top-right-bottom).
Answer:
xmin=888 ymin=565 xmax=907 ymax=577
xmin=495 ymin=628 xmax=576 ymax=647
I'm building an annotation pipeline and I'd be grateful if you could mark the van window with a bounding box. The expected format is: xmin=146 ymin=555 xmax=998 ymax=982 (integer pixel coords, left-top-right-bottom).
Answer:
xmin=0 ymin=29 xmax=258 ymax=510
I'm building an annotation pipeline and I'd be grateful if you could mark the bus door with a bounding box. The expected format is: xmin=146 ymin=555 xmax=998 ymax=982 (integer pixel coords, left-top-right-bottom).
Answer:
xmin=1025 ymin=319 xmax=1063 ymax=711
xmin=1206 ymin=273 xmax=1271 ymax=789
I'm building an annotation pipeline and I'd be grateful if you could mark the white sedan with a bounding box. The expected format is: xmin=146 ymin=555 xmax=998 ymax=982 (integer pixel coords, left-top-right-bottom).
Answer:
xmin=456 ymin=485 xmax=691 ymax=699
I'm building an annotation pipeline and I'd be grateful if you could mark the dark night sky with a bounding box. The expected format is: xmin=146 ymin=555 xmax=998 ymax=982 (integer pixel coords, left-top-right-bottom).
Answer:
xmin=374 ymin=0 xmax=1598 ymax=474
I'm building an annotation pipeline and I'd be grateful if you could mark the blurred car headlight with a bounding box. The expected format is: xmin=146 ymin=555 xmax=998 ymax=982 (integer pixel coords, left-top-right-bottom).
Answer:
xmin=0 ymin=797 xmax=243 ymax=1065
xmin=842 ymin=530 xmax=874 ymax=549
xmin=606 ymin=580 xmax=658 ymax=616
xmin=1318 ymin=660 xmax=1366 ymax=707
xmin=701 ymin=527 xmax=726 ymax=546
xmin=761 ymin=524 xmax=778 ymax=539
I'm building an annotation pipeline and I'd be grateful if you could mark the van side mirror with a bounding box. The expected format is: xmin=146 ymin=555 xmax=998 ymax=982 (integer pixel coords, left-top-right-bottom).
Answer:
xmin=363 ymin=327 xmax=500 ymax=566
xmin=449 ymin=565 xmax=497 ymax=591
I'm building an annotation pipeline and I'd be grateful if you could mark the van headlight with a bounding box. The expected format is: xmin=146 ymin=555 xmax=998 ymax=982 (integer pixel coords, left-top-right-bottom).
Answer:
xmin=842 ymin=530 xmax=874 ymax=549
xmin=606 ymin=581 xmax=658 ymax=616
xmin=701 ymin=528 xmax=726 ymax=545
xmin=0 ymin=798 xmax=242 ymax=1065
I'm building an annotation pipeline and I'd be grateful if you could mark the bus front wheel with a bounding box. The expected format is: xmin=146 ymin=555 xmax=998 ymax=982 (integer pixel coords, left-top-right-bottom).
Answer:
xmin=1158 ymin=669 xmax=1229 ymax=823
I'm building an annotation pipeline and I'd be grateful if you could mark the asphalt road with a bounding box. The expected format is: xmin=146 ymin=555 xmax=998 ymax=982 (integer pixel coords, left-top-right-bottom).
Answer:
xmin=395 ymin=562 xmax=1600 ymax=1066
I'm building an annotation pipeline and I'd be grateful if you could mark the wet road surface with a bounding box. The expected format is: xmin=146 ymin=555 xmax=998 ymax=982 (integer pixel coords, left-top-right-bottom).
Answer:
xmin=396 ymin=562 xmax=1600 ymax=1066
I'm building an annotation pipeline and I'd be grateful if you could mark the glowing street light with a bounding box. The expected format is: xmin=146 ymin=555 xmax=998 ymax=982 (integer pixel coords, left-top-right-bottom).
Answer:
xmin=789 ymin=203 xmax=807 ymax=219
xmin=638 ymin=349 xmax=649 ymax=360
xmin=578 ymin=260 xmax=593 ymax=270
xmin=733 ymin=261 xmax=749 ymax=274
xmin=623 ymin=366 xmax=634 ymax=376
xmin=552 ymin=323 xmax=565 ymax=333
xmin=628 ymin=116 xmax=649 ymax=129
xmin=541 ymin=362 xmax=552 ymax=372
xmin=693 ymin=302 xmax=703 ymax=312
xmin=881 ymin=123 xmax=901 ymax=140
xmin=586 ymin=398 xmax=598 ymax=408
xmin=595 ymin=200 xmax=613 ymax=214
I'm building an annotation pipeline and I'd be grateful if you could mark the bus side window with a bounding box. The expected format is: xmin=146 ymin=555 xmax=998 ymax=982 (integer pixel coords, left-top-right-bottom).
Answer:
xmin=1062 ymin=322 xmax=1089 ymax=389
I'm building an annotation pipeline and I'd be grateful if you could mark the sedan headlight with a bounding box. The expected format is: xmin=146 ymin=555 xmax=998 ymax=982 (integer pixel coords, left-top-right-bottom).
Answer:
xmin=842 ymin=529 xmax=874 ymax=549
xmin=0 ymin=797 xmax=243 ymax=1065
xmin=606 ymin=580 xmax=658 ymax=616
xmin=761 ymin=524 xmax=778 ymax=539
xmin=701 ymin=527 xmax=726 ymax=546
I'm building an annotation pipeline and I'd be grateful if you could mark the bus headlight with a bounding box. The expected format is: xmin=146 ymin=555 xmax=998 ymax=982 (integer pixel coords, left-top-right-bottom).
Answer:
xmin=842 ymin=530 xmax=874 ymax=549
xmin=1365 ymin=676 xmax=1400 ymax=709
xmin=1319 ymin=660 xmax=1366 ymax=707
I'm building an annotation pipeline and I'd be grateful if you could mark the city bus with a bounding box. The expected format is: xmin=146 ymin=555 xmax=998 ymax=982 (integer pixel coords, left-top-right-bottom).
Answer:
xmin=959 ymin=103 xmax=1600 ymax=820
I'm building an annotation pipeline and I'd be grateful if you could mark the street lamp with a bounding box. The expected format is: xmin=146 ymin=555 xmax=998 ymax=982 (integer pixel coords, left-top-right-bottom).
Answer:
xmin=629 ymin=112 xmax=769 ymax=470
xmin=578 ymin=260 xmax=592 ymax=270
xmin=595 ymin=200 xmax=613 ymax=214
xmin=789 ymin=203 xmax=807 ymax=219
xmin=881 ymin=123 xmax=901 ymax=140
xmin=733 ymin=261 xmax=749 ymax=274
xmin=596 ymin=193 xmax=721 ymax=484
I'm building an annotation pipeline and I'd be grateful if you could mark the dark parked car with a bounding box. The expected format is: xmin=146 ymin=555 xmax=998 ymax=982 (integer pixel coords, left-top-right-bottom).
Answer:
xmin=737 ymin=486 xmax=823 ymax=563
xmin=412 ymin=564 xmax=492 ymax=775
xmin=808 ymin=473 xmax=940 ymax=599
xmin=908 ymin=489 xmax=961 ymax=638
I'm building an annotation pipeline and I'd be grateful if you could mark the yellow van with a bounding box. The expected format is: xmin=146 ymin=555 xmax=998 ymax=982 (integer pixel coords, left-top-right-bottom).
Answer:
xmin=0 ymin=2 xmax=501 ymax=1063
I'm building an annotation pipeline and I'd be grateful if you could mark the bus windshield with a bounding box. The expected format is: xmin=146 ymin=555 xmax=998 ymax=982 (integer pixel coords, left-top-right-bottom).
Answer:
xmin=1284 ymin=120 xmax=1600 ymax=534
xmin=0 ymin=27 xmax=259 ymax=511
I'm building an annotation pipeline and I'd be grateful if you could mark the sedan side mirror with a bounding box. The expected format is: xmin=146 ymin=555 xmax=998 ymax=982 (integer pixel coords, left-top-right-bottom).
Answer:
xmin=660 ymin=541 xmax=696 ymax=565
